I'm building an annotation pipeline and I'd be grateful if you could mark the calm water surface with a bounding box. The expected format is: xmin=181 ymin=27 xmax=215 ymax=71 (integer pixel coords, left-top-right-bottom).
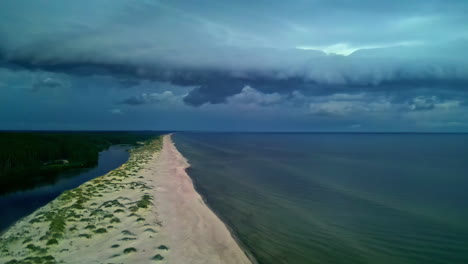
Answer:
xmin=174 ymin=133 xmax=468 ymax=264
xmin=0 ymin=145 xmax=130 ymax=232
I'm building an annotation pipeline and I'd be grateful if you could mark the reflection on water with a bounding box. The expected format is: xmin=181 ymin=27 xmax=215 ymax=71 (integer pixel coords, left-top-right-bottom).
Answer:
xmin=174 ymin=133 xmax=468 ymax=264
xmin=0 ymin=145 xmax=130 ymax=232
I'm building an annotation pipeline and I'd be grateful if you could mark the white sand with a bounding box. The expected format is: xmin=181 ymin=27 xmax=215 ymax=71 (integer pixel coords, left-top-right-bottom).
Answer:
xmin=151 ymin=135 xmax=252 ymax=264
xmin=0 ymin=135 xmax=252 ymax=264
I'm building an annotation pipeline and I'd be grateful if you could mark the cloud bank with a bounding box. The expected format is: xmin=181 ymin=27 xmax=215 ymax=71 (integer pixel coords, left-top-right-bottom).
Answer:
xmin=0 ymin=0 xmax=467 ymax=131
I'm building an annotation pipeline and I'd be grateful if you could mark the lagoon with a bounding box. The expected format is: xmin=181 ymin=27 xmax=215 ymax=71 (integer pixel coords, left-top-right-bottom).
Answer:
xmin=0 ymin=145 xmax=130 ymax=232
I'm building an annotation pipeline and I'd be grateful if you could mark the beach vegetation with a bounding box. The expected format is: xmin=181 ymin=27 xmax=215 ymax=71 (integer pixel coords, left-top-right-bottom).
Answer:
xmin=129 ymin=194 xmax=153 ymax=212
xmin=46 ymin=238 xmax=58 ymax=245
xmin=123 ymin=247 xmax=137 ymax=254
xmin=103 ymin=214 xmax=114 ymax=219
xmin=94 ymin=228 xmax=107 ymax=234
xmin=121 ymin=230 xmax=135 ymax=236
xmin=101 ymin=199 xmax=125 ymax=208
xmin=120 ymin=237 xmax=137 ymax=241
xmin=22 ymin=238 xmax=32 ymax=244
xmin=29 ymin=218 xmax=42 ymax=224
xmin=151 ymin=254 xmax=164 ymax=261
xmin=51 ymin=233 xmax=63 ymax=239
xmin=78 ymin=234 xmax=92 ymax=239
xmin=158 ymin=245 xmax=169 ymax=250
xmin=91 ymin=208 xmax=104 ymax=216
xmin=0 ymin=136 xmax=167 ymax=263
xmin=47 ymin=210 xmax=67 ymax=237
xmin=144 ymin=228 xmax=157 ymax=233
xmin=26 ymin=244 xmax=40 ymax=251
xmin=25 ymin=244 xmax=48 ymax=255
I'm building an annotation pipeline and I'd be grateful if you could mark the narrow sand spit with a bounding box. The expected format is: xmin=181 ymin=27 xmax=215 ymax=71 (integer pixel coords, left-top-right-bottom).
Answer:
xmin=0 ymin=135 xmax=252 ymax=264
xmin=152 ymin=135 xmax=252 ymax=264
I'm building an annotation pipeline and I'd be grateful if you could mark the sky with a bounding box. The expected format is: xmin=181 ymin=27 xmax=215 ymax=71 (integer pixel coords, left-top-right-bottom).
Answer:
xmin=1 ymin=0 xmax=467 ymax=131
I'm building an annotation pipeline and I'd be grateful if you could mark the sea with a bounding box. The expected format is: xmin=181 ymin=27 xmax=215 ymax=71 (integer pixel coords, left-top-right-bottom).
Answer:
xmin=173 ymin=133 xmax=468 ymax=264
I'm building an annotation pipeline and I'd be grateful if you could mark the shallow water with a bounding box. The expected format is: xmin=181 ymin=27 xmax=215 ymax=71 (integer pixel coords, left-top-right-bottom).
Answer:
xmin=174 ymin=133 xmax=468 ymax=264
xmin=0 ymin=145 xmax=130 ymax=232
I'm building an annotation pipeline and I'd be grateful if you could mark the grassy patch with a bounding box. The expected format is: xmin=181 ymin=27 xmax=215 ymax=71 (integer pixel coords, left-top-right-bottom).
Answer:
xmin=101 ymin=199 xmax=125 ymax=208
xmin=129 ymin=194 xmax=153 ymax=212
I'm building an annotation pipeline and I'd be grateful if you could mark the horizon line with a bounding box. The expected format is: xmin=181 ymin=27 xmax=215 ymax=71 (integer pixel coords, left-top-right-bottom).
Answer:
xmin=1 ymin=130 xmax=468 ymax=134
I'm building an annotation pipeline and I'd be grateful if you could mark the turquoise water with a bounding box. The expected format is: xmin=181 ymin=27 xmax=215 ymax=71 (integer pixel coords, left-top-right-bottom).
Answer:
xmin=173 ymin=133 xmax=468 ymax=264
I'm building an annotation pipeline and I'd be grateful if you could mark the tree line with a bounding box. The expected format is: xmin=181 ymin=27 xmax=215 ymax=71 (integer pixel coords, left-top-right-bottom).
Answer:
xmin=0 ymin=131 xmax=163 ymax=194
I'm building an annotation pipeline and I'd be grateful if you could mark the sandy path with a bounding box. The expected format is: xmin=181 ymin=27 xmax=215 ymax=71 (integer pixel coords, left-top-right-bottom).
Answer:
xmin=149 ymin=135 xmax=252 ymax=264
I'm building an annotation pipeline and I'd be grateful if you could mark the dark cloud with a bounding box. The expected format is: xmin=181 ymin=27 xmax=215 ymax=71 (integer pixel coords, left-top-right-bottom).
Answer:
xmin=0 ymin=0 xmax=467 ymax=131
xmin=1 ymin=0 xmax=467 ymax=107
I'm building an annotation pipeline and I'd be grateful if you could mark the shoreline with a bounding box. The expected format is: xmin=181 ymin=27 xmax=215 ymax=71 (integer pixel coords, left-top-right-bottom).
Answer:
xmin=186 ymin=166 xmax=260 ymax=264
xmin=181 ymin=164 xmax=259 ymax=264
xmin=171 ymin=136 xmax=258 ymax=264
xmin=0 ymin=135 xmax=252 ymax=264
xmin=153 ymin=135 xmax=252 ymax=264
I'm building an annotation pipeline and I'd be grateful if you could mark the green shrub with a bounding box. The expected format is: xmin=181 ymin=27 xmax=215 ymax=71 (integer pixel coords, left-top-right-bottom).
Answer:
xmin=94 ymin=228 xmax=107 ymax=234
xmin=158 ymin=245 xmax=169 ymax=250
xmin=123 ymin=247 xmax=137 ymax=254
xmin=151 ymin=254 xmax=164 ymax=261
xmin=46 ymin=239 xmax=58 ymax=246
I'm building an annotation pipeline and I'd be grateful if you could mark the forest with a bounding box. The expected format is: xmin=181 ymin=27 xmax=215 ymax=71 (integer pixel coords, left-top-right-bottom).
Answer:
xmin=0 ymin=131 xmax=164 ymax=194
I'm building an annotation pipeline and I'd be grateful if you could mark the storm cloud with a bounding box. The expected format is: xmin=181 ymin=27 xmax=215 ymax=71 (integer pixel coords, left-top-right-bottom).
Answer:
xmin=0 ymin=0 xmax=467 ymax=131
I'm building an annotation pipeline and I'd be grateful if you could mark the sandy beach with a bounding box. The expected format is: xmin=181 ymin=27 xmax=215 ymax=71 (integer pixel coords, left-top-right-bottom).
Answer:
xmin=0 ymin=135 xmax=252 ymax=264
